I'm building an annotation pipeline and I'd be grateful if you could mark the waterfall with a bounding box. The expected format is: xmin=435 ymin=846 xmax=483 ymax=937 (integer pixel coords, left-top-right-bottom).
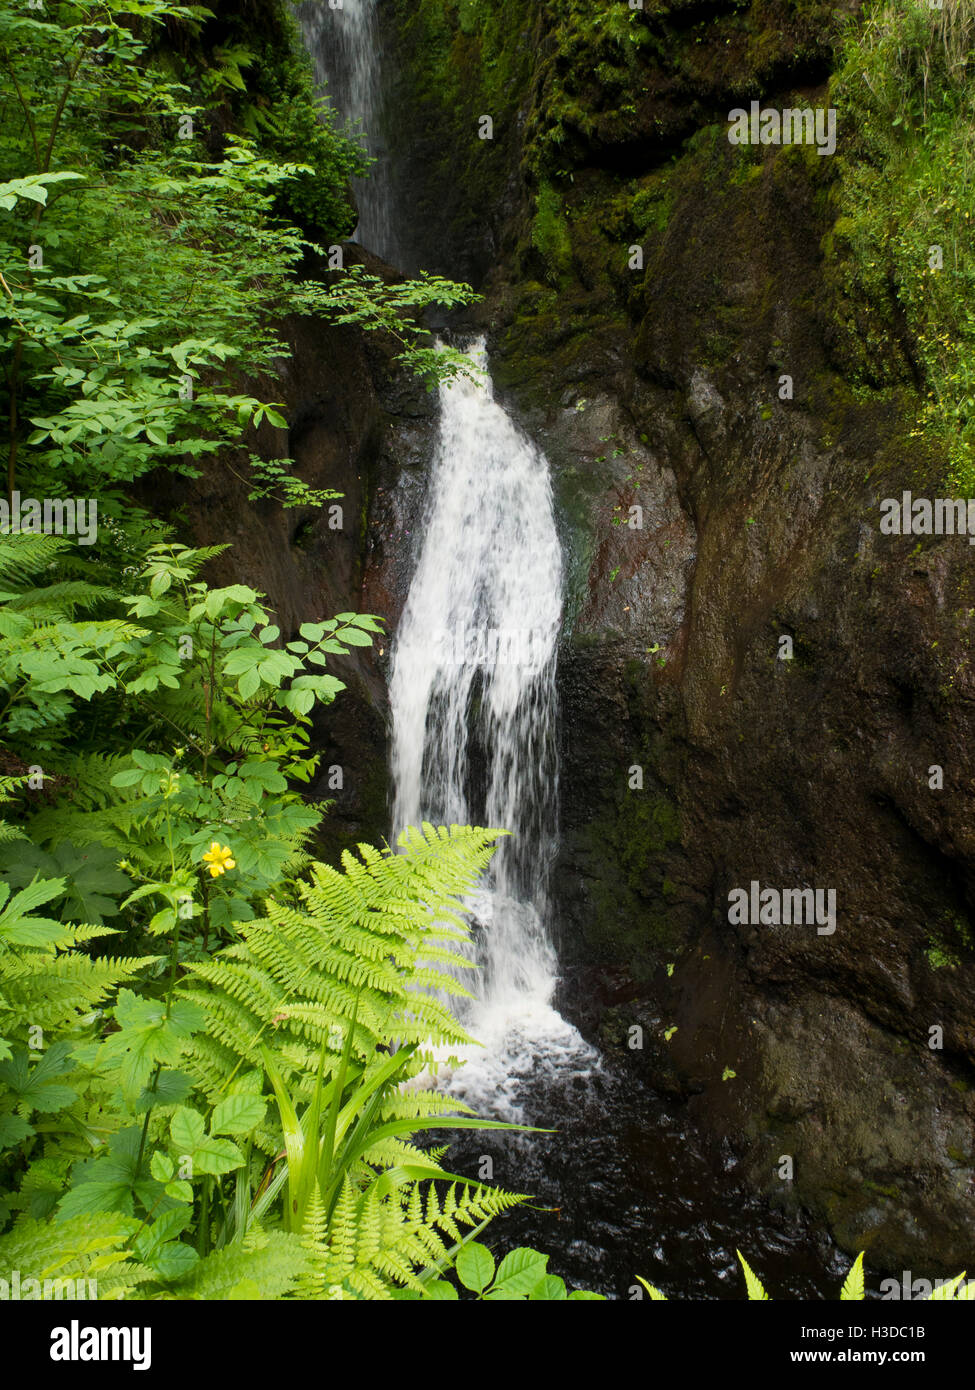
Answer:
xmin=295 ymin=0 xmax=394 ymax=262
xmin=389 ymin=341 xmax=595 ymax=1115
xmin=297 ymin=9 xmax=594 ymax=1113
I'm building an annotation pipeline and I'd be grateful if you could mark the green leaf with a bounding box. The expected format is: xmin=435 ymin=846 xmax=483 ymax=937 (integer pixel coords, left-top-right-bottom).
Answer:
xmin=193 ymin=1137 xmax=245 ymax=1176
xmin=0 ymin=1114 xmax=33 ymax=1147
xmin=529 ymin=1274 xmax=567 ymax=1300
xmin=0 ymin=1042 xmax=76 ymax=1114
xmin=491 ymin=1247 xmax=549 ymax=1297
xmin=424 ymin=1279 xmax=459 ymax=1299
xmin=210 ymin=1093 xmax=266 ymax=1136
xmin=636 ymin=1276 xmax=667 ymax=1300
xmin=102 ymin=997 xmax=205 ymax=1103
xmin=150 ymin=1151 xmax=175 ymax=1183
xmin=58 ymin=1128 xmax=160 ymax=1220
xmin=455 ymin=1241 xmax=495 ymax=1293
xmin=170 ymin=1106 xmax=206 ymax=1153
xmin=736 ymin=1251 xmax=770 ymax=1301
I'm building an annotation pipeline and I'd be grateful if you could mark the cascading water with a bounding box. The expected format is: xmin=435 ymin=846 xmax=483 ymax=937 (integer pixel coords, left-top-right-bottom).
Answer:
xmin=292 ymin=4 xmax=594 ymax=1104
xmin=295 ymin=0 xmax=395 ymax=262
xmin=297 ymin=4 xmax=843 ymax=1296
xmin=389 ymin=341 xmax=596 ymax=1116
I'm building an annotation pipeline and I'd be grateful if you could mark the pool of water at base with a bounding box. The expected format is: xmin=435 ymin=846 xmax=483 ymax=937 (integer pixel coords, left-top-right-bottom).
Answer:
xmin=422 ymin=1048 xmax=846 ymax=1301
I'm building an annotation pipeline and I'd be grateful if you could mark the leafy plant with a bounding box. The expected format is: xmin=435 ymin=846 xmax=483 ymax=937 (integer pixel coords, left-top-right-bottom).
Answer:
xmin=638 ymin=1250 xmax=975 ymax=1300
xmin=423 ymin=1239 xmax=603 ymax=1300
xmin=0 ymin=825 xmax=545 ymax=1298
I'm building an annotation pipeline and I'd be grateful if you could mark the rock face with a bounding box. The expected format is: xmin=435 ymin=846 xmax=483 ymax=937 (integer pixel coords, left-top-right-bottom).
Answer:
xmin=362 ymin=0 xmax=975 ymax=1272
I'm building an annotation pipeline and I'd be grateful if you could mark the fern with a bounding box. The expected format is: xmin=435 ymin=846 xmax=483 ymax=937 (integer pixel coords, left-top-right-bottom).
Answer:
xmin=160 ymin=1228 xmax=310 ymax=1300
xmin=0 ymin=828 xmax=530 ymax=1299
xmin=180 ymin=824 xmax=501 ymax=1112
xmin=839 ymin=1250 xmax=865 ymax=1301
xmin=637 ymin=1250 xmax=972 ymax=1301
xmin=0 ymin=776 xmax=28 ymax=846
xmin=0 ymin=533 xmax=71 ymax=584
xmin=0 ymin=877 xmax=150 ymax=1046
xmin=298 ymin=1173 xmax=525 ymax=1301
xmin=0 ymin=1213 xmax=152 ymax=1297
xmin=736 ymin=1249 xmax=770 ymax=1300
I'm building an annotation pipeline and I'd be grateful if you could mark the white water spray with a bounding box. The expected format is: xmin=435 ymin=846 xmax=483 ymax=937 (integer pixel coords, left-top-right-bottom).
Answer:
xmin=389 ymin=342 xmax=595 ymax=1114
xmin=295 ymin=0 xmax=395 ymax=261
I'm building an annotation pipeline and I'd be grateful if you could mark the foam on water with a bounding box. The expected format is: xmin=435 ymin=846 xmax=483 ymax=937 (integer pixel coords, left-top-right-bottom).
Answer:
xmin=389 ymin=341 xmax=597 ymax=1119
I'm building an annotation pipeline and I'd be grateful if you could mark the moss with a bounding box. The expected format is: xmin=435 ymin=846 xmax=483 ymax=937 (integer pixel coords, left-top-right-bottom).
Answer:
xmin=531 ymin=181 xmax=574 ymax=286
xmin=863 ymin=1180 xmax=902 ymax=1200
xmin=569 ymin=779 xmax=686 ymax=977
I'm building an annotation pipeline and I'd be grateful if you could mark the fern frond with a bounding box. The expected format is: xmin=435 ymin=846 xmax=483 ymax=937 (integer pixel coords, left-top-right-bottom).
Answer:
xmin=0 ymin=534 xmax=71 ymax=582
xmin=0 ymin=1213 xmax=137 ymax=1290
xmin=839 ymin=1251 xmax=865 ymax=1301
xmin=162 ymin=1230 xmax=309 ymax=1299
xmin=737 ymin=1250 xmax=770 ymax=1300
xmin=180 ymin=827 xmax=502 ymax=1103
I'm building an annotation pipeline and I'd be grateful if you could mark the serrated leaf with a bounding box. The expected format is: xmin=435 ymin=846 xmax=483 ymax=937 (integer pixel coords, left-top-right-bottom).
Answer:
xmin=736 ymin=1251 xmax=769 ymax=1301
xmin=170 ymin=1106 xmax=206 ymax=1153
xmin=839 ymin=1251 xmax=865 ymax=1301
xmin=193 ymin=1137 xmax=244 ymax=1175
xmin=636 ymin=1276 xmax=667 ymax=1300
xmin=491 ymin=1246 xmax=549 ymax=1297
xmin=455 ymin=1240 xmax=495 ymax=1293
xmin=210 ymin=1093 xmax=265 ymax=1135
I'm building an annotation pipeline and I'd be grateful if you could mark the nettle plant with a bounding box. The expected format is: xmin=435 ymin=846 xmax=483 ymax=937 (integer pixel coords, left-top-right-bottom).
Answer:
xmin=0 ymin=537 xmax=380 ymax=948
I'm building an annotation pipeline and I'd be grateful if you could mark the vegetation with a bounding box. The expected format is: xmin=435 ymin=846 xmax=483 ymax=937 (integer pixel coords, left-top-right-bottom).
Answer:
xmin=829 ymin=0 xmax=975 ymax=490
xmin=3 ymin=0 xmax=974 ymax=1313
xmin=638 ymin=1252 xmax=975 ymax=1301
xmin=0 ymin=0 xmax=526 ymax=1301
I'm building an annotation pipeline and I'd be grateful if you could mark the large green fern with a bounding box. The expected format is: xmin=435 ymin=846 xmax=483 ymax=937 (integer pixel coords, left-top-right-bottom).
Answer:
xmin=180 ymin=824 xmax=500 ymax=1116
xmin=0 ymin=825 xmax=538 ymax=1299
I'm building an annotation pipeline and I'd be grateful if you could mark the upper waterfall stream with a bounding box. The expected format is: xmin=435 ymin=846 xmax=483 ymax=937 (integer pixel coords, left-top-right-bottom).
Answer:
xmin=296 ymin=0 xmax=395 ymax=261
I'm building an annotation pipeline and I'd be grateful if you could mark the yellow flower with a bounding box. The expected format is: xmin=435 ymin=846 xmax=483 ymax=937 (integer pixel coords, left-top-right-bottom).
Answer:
xmin=202 ymin=841 xmax=236 ymax=878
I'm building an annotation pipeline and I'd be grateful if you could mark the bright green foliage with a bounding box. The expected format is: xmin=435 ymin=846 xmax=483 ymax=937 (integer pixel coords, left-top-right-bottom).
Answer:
xmin=638 ymin=1250 xmax=974 ymax=1300
xmin=839 ymin=1250 xmax=865 ymax=1301
xmin=0 ymin=1212 xmax=154 ymax=1298
xmin=1 ymin=0 xmax=477 ymax=509
xmin=829 ymin=2 xmax=975 ymax=489
xmin=181 ymin=824 xmax=502 ymax=1109
xmin=0 ymin=538 xmax=384 ymax=945
xmin=0 ymin=822 xmax=538 ymax=1299
xmin=736 ymin=1250 xmax=770 ymax=1300
xmin=436 ymin=1239 xmax=604 ymax=1300
xmin=0 ymin=875 xmax=148 ymax=1056
xmin=929 ymin=1273 xmax=975 ymax=1300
